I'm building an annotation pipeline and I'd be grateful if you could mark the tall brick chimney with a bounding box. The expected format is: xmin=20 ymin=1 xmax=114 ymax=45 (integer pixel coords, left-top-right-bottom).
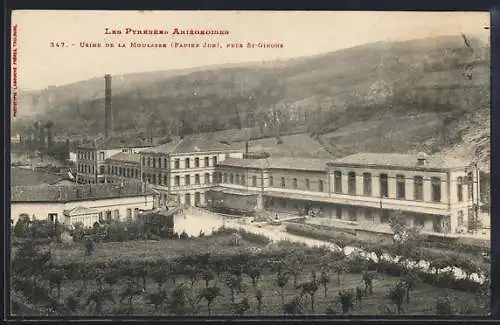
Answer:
xmin=104 ymin=74 xmax=113 ymax=138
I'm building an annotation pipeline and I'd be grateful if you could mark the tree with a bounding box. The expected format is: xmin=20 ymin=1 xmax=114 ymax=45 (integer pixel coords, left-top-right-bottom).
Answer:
xmin=332 ymin=260 xmax=348 ymax=285
xmin=225 ymin=273 xmax=243 ymax=303
xmin=338 ymin=290 xmax=355 ymax=314
xmin=283 ymin=296 xmax=304 ymax=315
xmin=254 ymin=288 xmax=263 ymax=314
xmin=84 ymin=239 xmax=94 ymax=256
xmin=167 ymin=283 xmax=188 ymax=315
xmin=196 ymin=286 xmax=223 ymax=316
xmin=146 ymin=290 xmax=168 ymax=313
xmin=296 ymin=271 xmax=319 ymax=312
xmin=436 ymin=296 xmax=453 ymax=315
xmin=362 ymin=271 xmax=377 ymax=294
xmin=119 ymin=280 xmax=145 ymax=315
xmin=13 ymin=214 xmax=31 ymax=238
xmin=319 ymin=270 xmax=330 ymax=298
xmin=247 ymin=264 xmax=262 ymax=288
xmin=387 ymin=282 xmax=406 ymax=315
xmin=86 ymin=289 xmax=115 ymax=315
xmin=152 ymin=265 xmax=169 ymax=291
xmin=276 ymin=272 xmax=289 ymax=305
xmin=232 ymin=297 xmax=250 ymax=316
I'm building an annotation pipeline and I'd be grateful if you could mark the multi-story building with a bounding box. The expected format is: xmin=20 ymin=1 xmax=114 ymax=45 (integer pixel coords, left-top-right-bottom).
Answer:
xmin=11 ymin=181 xmax=158 ymax=228
xmin=105 ymin=153 xmax=141 ymax=184
xmin=138 ymin=136 xmax=243 ymax=207
xmin=208 ymin=152 xmax=478 ymax=234
xmin=75 ymin=138 xmax=153 ymax=184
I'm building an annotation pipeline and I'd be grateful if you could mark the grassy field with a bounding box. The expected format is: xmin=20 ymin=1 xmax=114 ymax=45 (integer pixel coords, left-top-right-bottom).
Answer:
xmin=40 ymin=235 xmax=262 ymax=265
xmin=16 ymin=234 xmax=488 ymax=316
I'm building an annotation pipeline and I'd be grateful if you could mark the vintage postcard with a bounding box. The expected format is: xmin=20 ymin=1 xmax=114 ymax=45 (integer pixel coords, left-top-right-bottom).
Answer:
xmin=9 ymin=10 xmax=490 ymax=317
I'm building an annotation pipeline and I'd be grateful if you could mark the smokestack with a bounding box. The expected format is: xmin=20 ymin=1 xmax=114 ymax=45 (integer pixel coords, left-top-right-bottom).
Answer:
xmin=104 ymin=74 xmax=113 ymax=138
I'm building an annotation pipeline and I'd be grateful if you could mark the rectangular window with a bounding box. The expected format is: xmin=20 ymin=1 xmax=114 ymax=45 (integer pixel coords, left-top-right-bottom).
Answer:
xmin=269 ymin=176 xmax=274 ymax=187
xmin=142 ymin=157 xmax=146 ymax=166
xmin=158 ymin=158 xmax=161 ymax=169
xmin=334 ymin=171 xmax=342 ymax=193
xmin=363 ymin=173 xmax=372 ymax=196
xmin=414 ymin=176 xmax=423 ymax=200
xmin=396 ymin=175 xmax=406 ymax=199
xmin=293 ymin=178 xmax=298 ymax=189
xmin=457 ymin=211 xmax=464 ymax=226
xmin=306 ymin=179 xmax=310 ymax=189
xmin=152 ymin=174 xmax=156 ymax=184
xmin=467 ymin=172 xmax=473 ymax=200
xmin=235 ymin=174 xmax=240 ymax=184
xmin=230 ymin=174 xmax=234 ymax=184
xmin=348 ymin=172 xmax=356 ymax=195
xmin=212 ymin=156 xmax=217 ymax=166
xmin=185 ymin=175 xmax=191 ymax=186
xmin=164 ymin=158 xmax=168 ymax=169
xmin=431 ymin=177 xmax=441 ymax=202
xmin=223 ymin=173 xmax=228 ymax=183
xmin=48 ymin=213 xmax=57 ymax=222
xmin=348 ymin=208 xmax=357 ymax=221
xmin=185 ymin=158 xmax=190 ymax=169
xmin=379 ymin=174 xmax=388 ymax=198
xmin=212 ymin=172 xmax=217 ymax=184
xmin=252 ymin=176 xmax=257 ymax=187
xmin=241 ymin=174 xmax=246 ymax=185
xmin=281 ymin=177 xmax=286 ymax=188
xmin=457 ymin=177 xmax=463 ymax=202
xmin=205 ymin=173 xmax=210 ymax=184
xmin=204 ymin=157 xmax=209 ymax=167
xmin=126 ymin=208 xmax=132 ymax=221
xmin=153 ymin=158 xmax=156 ymax=168
xmin=147 ymin=158 xmax=151 ymax=167
xmin=99 ymin=152 xmax=105 ymax=160
xmin=364 ymin=209 xmax=372 ymax=220
xmin=336 ymin=207 xmax=342 ymax=219
xmin=114 ymin=209 xmax=120 ymax=220
xmin=195 ymin=174 xmax=200 ymax=184
xmin=381 ymin=210 xmax=390 ymax=223
xmin=158 ymin=174 xmax=162 ymax=185
xmin=319 ymin=180 xmax=324 ymax=192
xmin=175 ymin=176 xmax=180 ymax=186
xmin=163 ymin=175 xmax=167 ymax=184
xmin=175 ymin=159 xmax=180 ymax=169
xmin=195 ymin=158 xmax=200 ymax=168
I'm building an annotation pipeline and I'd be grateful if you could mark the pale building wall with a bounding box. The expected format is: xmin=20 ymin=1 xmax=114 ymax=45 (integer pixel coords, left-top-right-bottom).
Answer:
xmin=11 ymin=194 xmax=155 ymax=227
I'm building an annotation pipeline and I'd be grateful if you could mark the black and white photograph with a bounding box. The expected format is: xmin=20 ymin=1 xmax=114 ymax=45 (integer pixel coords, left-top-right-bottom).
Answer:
xmin=9 ymin=10 xmax=491 ymax=317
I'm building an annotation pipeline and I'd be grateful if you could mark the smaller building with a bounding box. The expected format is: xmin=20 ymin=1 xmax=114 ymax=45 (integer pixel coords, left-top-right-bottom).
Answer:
xmin=63 ymin=206 xmax=100 ymax=229
xmin=11 ymin=180 xmax=159 ymax=227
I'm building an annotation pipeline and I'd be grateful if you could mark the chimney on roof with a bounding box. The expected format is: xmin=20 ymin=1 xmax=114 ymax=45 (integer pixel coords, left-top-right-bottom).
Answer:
xmin=104 ymin=74 xmax=113 ymax=139
xmin=417 ymin=152 xmax=428 ymax=166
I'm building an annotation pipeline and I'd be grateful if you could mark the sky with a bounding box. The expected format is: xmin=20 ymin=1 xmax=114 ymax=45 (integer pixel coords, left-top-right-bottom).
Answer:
xmin=11 ymin=10 xmax=489 ymax=90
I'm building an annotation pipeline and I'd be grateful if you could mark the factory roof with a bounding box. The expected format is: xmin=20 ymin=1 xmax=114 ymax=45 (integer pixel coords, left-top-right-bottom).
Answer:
xmin=11 ymin=167 xmax=67 ymax=186
xmin=106 ymin=152 xmax=141 ymax=164
xmin=11 ymin=181 xmax=157 ymax=203
xmin=330 ymin=153 xmax=471 ymax=170
xmin=141 ymin=136 xmax=242 ymax=154
xmin=219 ymin=157 xmax=334 ymax=172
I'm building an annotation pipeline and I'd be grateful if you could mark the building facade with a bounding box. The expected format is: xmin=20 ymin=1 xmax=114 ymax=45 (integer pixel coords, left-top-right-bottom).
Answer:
xmin=138 ymin=137 xmax=243 ymax=207
xmin=75 ymin=138 xmax=153 ymax=184
xmin=210 ymin=153 xmax=477 ymax=234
